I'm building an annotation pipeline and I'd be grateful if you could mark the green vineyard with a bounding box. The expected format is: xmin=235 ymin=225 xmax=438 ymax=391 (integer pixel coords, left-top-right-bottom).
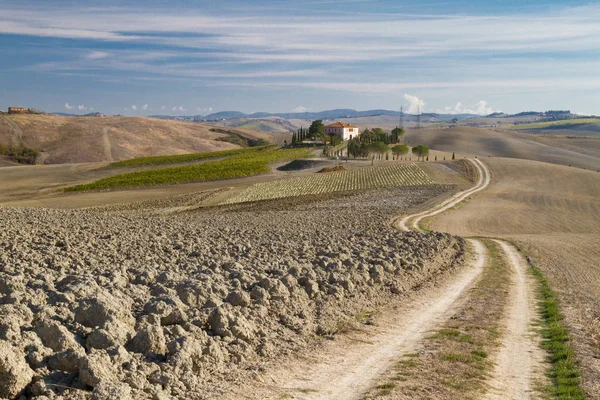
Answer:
xmin=223 ymin=163 xmax=434 ymax=204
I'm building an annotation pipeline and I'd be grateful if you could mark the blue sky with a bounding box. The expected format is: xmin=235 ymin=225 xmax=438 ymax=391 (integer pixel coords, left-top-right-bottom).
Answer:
xmin=0 ymin=0 xmax=599 ymax=116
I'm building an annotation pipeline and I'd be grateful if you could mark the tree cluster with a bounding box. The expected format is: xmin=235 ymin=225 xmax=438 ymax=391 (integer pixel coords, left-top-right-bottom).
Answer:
xmin=412 ymin=145 xmax=430 ymax=161
xmin=0 ymin=145 xmax=40 ymax=165
xmin=291 ymin=127 xmax=310 ymax=145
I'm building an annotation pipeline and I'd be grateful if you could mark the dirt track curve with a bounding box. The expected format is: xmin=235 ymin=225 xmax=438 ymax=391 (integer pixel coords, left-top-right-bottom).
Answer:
xmin=405 ymin=159 xmax=545 ymax=399
xmin=396 ymin=158 xmax=490 ymax=231
xmin=252 ymin=159 xmax=497 ymax=399
xmin=385 ymin=159 xmax=545 ymax=399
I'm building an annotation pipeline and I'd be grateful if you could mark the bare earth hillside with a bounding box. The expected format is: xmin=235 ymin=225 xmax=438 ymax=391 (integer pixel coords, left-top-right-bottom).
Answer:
xmin=430 ymin=157 xmax=600 ymax=395
xmin=402 ymin=127 xmax=600 ymax=170
xmin=0 ymin=115 xmax=272 ymax=165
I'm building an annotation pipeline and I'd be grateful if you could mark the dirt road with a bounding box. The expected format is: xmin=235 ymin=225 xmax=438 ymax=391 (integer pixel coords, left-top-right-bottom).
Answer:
xmin=395 ymin=159 xmax=546 ymax=399
xmin=395 ymin=158 xmax=490 ymax=231
xmin=265 ymin=239 xmax=485 ymax=400
xmin=102 ymin=127 xmax=114 ymax=162
xmin=485 ymin=240 xmax=546 ymax=399
xmin=236 ymin=163 xmax=496 ymax=400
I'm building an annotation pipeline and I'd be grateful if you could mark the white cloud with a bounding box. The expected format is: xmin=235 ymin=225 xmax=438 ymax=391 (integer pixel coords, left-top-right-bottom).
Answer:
xmin=142 ymin=104 xmax=148 ymax=110
xmin=64 ymin=103 xmax=74 ymax=110
xmin=77 ymin=104 xmax=86 ymax=110
xmin=172 ymin=106 xmax=186 ymax=112
xmin=196 ymin=106 xmax=213 ymax=113
xmin=131 ymin=105 xmax=137 ymax=110
xmin=435 ymin=100 xmax=498 ymax=115
xmin=161 ymin=105 xmax=166 ymax=110
xmin=290 ymin=105 xmax=309 ymax=113
xmin=85 ymin=51 xmax=109 ymax=60
xmin=403 ymin=94 xmax=425 ymax=114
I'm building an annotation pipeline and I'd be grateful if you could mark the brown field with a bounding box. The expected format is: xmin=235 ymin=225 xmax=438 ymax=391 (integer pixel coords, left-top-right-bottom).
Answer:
xmin=402 ymin=127 xmax=600 ymax=170
xmin=0 ymin=114 xmax=273 ymax=164
xmin=430 ymin=157 xmax=600 ymax=395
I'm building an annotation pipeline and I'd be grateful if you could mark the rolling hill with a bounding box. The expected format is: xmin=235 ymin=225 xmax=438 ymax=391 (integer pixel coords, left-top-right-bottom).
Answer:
xmin=403 ymin=127 xmax=600 ymax=170
xmin=0 ymin=114 xmax=273 ymax=165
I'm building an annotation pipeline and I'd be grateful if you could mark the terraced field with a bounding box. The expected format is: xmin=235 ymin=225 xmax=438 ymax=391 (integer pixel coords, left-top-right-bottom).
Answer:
xmin=223 ymin=164 xmax=434 ymax=204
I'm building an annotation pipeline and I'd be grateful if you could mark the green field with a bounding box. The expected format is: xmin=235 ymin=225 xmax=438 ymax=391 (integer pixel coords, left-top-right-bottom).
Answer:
xmin=223 ymin=164 xmax=434 ymax=204
xmin=65 ymin=148 xmax=310 ymax=192
xmin=510 ymin=118 xmax=600 ymax=130
xmin=109 ymin=146 xmax=270 ymax=167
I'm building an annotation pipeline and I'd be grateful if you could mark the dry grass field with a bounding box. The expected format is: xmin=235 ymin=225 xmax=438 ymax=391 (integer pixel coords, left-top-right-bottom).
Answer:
xmin=0 ymin=114 xmax=273 ymax=164
xmin=430 ymin=157 xmax=600 ymax=395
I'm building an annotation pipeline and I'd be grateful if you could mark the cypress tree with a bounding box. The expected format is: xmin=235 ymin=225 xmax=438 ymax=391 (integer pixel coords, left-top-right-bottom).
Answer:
xmin=452 ymin=152 xmax=455 ymax=160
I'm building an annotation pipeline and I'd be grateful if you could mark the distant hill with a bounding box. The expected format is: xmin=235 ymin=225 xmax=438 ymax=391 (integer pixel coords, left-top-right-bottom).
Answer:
xmin=149 ymin=109 xmax=481 ymax=122
xmin=0 ymin=114 xmax=272 ymax=165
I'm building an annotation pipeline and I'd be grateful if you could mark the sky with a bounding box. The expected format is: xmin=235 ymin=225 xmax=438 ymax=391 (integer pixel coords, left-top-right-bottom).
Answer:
xmin=0 ymin=0 xmax=599 ymax=116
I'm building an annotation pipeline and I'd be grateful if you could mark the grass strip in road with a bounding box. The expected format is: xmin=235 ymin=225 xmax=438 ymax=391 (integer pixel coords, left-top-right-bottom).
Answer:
xmin=108 ymin=145 xmax=271 ymax=167
xmin=365 ymin=239 xmax=509 ymax=399
xmin=64 ymin=148 xmax=310 ymax=192
xmin=529 ymin=265 xmax=585 ymax=399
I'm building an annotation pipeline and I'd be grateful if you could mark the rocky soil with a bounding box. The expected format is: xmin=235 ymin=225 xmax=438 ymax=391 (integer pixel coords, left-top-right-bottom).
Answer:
xmin=0 ymin=185 xmax=465 ymax=399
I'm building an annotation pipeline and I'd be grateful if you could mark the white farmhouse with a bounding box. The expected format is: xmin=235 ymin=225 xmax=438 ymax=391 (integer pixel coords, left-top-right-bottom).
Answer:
xmin=324 ymin=122 xmax=359 ymax=141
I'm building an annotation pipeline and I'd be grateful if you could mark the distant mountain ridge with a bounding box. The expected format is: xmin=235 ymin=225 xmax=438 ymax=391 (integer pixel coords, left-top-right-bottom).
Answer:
xmin=149 ymin=109 xmax=480 ymax=122
xmin=51 ymin=108 xmax=590 ymax=123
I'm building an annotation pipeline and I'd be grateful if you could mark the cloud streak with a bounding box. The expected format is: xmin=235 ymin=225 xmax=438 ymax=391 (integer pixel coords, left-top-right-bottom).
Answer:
xmin=2 ymin=2 xmax=599 ymax=113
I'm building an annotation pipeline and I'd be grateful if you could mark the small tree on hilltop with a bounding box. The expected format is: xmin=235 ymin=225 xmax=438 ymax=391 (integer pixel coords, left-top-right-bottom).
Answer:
xmin=412 ymin=145 xmax=430 ymax=161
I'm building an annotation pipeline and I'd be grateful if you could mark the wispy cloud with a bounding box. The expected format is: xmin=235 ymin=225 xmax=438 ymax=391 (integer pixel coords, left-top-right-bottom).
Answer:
xmin=2 ymin=2 xmax=600 ymax=113
xmin=64 ymin=103 xmax=74 ymax=110
xmin=85 ymin=51 xmax=109 ymax=60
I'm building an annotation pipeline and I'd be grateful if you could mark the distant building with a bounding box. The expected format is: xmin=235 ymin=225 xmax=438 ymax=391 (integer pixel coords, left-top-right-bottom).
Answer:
xmin=324 ymin=122 xmax=358 ymax=141
xmin=8 ymin=106 xmax=26 ymax=114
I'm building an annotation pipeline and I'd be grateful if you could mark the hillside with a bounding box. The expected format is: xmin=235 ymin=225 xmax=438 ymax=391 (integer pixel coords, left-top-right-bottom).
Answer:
xmin=0 ymin=114 xmax=273 ymax=165
xmin=403 ymin=126 xmax=600 ymax=170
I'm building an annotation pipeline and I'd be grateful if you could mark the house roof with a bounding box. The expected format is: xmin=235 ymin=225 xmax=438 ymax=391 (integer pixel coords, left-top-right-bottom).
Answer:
xmin=325 ymin=122 xmax=357 ymax=128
